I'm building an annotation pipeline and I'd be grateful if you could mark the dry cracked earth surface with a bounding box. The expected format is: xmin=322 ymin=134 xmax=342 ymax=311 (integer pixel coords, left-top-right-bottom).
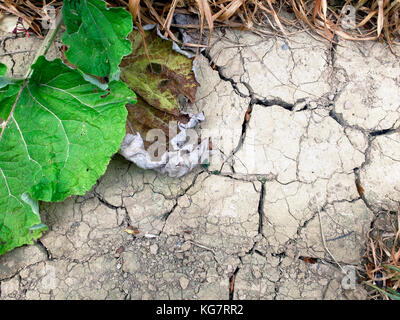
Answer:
xmin=1 ymin=28 xmax=400 ymax=300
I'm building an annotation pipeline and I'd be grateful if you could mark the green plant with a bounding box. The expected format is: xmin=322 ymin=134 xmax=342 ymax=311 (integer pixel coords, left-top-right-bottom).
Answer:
xmin=366 ymin=261 xmax=400 ymax=300
xmin=364 ymin=213 xmax=400 ymax=300
xmin=0 ymin=0 xmax=136 ymax=255
xmin=367 ymin=285 xmax=400 ymax=300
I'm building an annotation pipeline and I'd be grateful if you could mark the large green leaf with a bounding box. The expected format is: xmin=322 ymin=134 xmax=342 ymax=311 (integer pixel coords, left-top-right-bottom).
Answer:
xmin=0 ymin=63 xmax=15 ymax=89
xmin=0 ymin=57 xmax=135 ymax=255
xmin=0 ymin=63 xmax=6 ymax=76
xmin=62 ymin=0 xmax=133 ymax=78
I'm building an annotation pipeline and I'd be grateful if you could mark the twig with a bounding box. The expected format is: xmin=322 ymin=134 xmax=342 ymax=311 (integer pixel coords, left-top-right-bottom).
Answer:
xmin=317 ymin=205 xmax=346 ymax=274
xmin=188 ymin=240 xmax=216 ymax=254
xmin=24 ymin=10 xmax=63 ymax=79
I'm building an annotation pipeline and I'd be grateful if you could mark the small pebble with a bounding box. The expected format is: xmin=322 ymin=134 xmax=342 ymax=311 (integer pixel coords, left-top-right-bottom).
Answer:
xmin=179 ymin=277 xmax=189 ymax=290
xmin=150 ymin=244 xmax=158 ymax=255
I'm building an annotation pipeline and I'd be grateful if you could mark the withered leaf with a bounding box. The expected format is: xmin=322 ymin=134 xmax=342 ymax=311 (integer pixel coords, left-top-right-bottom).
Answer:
xmin=120 ymin=29 xmax=199 ymax=140
xmin=125 ymin=97 xmax=190 ymax=149
xmin=124 ymin=226 xmax=140 ymax=235
xmin=299 ymin=256 xmax=318 ymax=264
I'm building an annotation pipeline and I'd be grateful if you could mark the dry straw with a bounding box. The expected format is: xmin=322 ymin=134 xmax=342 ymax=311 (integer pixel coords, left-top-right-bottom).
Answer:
xmin=122 ymin=0 xmax=399 ymax=51
xmin=364 ymin=211 xmax=400 ymax=300
xmin=0 ymin=1 xmax=399 ymax=51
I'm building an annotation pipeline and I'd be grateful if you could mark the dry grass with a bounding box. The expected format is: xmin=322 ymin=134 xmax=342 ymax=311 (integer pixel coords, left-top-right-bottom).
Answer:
xmin=363 ymin=211 xmax=400 ymax=300
xmin=0 ymin=1 xmax=399 ymax=50
xmin=118 ymin=0 xmax=399 ymax=51
xmin=0 ymin=1 xmax=63 ymax=36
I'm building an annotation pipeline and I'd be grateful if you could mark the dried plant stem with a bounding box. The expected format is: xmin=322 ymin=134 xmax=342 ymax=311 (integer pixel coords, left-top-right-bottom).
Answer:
xmin=24 ymin=10 xmax=62 ymax=79
xmin=317 ymin=205 xmax=345 ymax=274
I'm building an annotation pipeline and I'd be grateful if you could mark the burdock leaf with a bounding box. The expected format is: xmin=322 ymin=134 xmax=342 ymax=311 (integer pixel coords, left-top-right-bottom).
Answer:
xmin=120 ymin=29 xmax=199 ymax=117
xmin=125 ymin=97 xmax=191 ymax=149
xmin=0 ymin=64 xmax=15 ymax=89
xmin=62 ymin=0 xmax=133 ymax=78
xmin=0 ymin=63 xmax=6 ymax=76
xmin=0 ymin=56 xmax=134 ymax=255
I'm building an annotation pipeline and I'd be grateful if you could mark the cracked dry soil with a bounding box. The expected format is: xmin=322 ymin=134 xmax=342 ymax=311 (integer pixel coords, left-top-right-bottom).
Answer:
xmin=1 ymin=29 xmax=400 ymax=300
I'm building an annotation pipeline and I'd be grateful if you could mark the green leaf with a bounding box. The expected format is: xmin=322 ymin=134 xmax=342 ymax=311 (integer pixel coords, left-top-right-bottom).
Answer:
xmin=120 ymin=29 xmax=199 ymax=115
xmin=0 ymin=64 xmax=16 ymax=90
xmin=365 ymin=283 xmax=400 ymax=300
xmin=386 ymin=287 xmax=400 ymax=296
xmin=0 ymin=63 xmax=7 ymax=76
xmin=0 ymin=56 xmax=134 ymax=255
xmin=384 ymin=264 xmax=400 ymax=273
xmin=62 ymin=0 xmax=133 ymax=78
